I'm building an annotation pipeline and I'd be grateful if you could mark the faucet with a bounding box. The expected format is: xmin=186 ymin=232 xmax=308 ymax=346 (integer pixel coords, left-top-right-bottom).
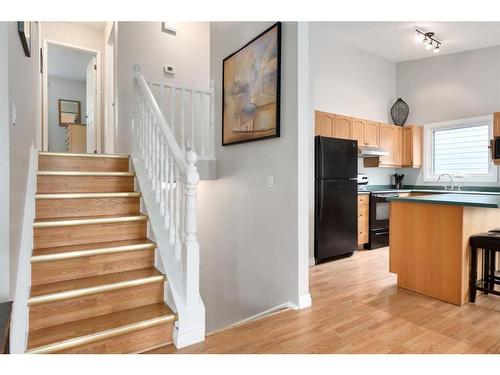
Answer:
xmin=437 ymin=174 xmax=455 ymax=190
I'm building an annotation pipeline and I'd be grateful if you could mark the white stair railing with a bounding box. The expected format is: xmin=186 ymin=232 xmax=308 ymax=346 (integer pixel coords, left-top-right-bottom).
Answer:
xmin=132 ymin=65 xmax=205 ymax=348
xmin=147 ymin=79 xmax=215 ymax=160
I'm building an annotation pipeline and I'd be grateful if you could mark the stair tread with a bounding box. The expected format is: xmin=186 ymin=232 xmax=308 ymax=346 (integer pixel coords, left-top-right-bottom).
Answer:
xmin=39 ymin=151 xmax=130 ymax=159
xmin=32 ymin=239 xmax=155 ymax=257
xmin=30 ymin=268 xmax=164 ymax=297
xmin=27 ymin=302 xmax=174 ymax=350
xmin=34 ymin=213 xmax=147 ymax=224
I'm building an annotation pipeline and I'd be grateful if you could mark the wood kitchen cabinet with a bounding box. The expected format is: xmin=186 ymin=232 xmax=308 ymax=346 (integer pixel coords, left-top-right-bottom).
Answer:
xmin=315 ymin=111 xmax=335 ymax=137
xmin=365 ymin=121 xmax=380 ymax=147
xmin=494 ymin=112 xmax=500 ymax=137
xmin=334 ymin=115 xmax=352 ymax=140
xmin=351 ymin=118 xmax=366 ymax=146
xmin=364 ymin=123 xmax=398 ymax=167
xmin=402 ymin=125 xmax=423 ymax=168
xmin=357 ymin=194 xmax=369 ymax=246
xmin=352 ymin=118 xmax=380 ymax=147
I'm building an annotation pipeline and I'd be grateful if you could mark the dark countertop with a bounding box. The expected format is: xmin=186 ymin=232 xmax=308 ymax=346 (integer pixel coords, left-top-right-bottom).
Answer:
xmin=361 ymin=185 xmax=500 ymax=196
xmin=387 ymin=193 xmax=500 ymax=208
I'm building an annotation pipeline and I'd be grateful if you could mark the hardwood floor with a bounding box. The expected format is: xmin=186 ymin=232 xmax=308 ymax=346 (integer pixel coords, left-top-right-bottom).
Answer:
xmin=147 ymin=247 xmax=500 ymax=354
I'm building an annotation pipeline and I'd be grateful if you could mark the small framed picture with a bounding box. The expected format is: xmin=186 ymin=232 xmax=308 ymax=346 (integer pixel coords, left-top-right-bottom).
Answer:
xmin=18 ymin=21 xmax=31 ymax=57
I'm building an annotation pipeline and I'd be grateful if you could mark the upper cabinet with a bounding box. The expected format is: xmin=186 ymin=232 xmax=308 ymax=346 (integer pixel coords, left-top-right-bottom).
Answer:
xmin=315 ymin=111 xmax=334 ymax=137
xmin=334 ymin=115 xmax=352 ymax=140
xmin=494 ymin=112 xmax=500 ymax=138
xmin=365 ymin=121 xmax=380 ymax=147
xmin=351 ymin=118 xmax=366 ymax=146
xmin=314 ymin=110 xmax=422 ymax=169
xmin=402 ymin=125 xmax=423 ymax=168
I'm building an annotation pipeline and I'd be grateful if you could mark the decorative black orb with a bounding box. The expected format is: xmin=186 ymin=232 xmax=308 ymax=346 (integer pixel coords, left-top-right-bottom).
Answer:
xmin=390 ymin=98 xmax=409 ymax=126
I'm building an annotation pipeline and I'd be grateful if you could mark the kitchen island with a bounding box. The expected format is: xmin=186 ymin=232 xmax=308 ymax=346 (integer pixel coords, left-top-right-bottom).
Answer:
xmin=387 ymin=194 xmax=500 ymax=305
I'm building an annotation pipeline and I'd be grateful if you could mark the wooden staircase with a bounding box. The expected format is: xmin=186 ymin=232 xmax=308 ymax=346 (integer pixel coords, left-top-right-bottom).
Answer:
xmin=26 ymin=152 xmax=176 ymax=354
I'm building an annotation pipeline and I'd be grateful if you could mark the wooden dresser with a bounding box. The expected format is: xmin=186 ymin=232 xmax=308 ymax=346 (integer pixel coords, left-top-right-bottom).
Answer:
xmin=65 ymin=124 xmax=86 ymax=153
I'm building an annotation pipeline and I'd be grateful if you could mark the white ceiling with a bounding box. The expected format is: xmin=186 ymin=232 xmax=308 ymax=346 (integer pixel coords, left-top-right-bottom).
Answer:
xmin=48 ymin=44 xmax=95 ymax=81
xmin=311 ymin=22 xmax=500 ymax=62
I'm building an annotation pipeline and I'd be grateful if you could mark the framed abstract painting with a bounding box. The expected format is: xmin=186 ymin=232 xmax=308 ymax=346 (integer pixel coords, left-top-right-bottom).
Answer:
xmin=222 ymin=22 xmax=281 ymax=146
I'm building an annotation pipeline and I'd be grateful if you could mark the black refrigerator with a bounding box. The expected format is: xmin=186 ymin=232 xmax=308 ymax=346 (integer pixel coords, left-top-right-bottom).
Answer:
xmin=314 ymin=136 xmax=358 ymax=264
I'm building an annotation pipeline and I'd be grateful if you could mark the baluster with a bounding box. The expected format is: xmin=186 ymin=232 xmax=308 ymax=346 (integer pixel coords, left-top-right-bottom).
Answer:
xmin=191 ymin=91 xmax=195 ymax=153
xmin=148 ymin=111 xmax=154 ymax=180
xmin=164 ymin=150 xmax=171 ymax=229
xmin=168 ymin=155 xmax=175 ymax=244
xmin=181 ymin=89 xmax=185 ymax=153
xmin=145 ymin=107 xmax=150 ymax=172
xmin=200 ymin=92 xmax=205 ymax=156
xmin=201 ymin=93 xmax=205 ymax=157
xmin=152 ymin=123 xmax=157 ymax=191
xmin=159 ymin=134 xmax=165 ymax=210
xmin=171 ymin=87 xmax=175 ymax=134
xmin=210 ymin=80 xmax=215 ymax=158
xmin=174 ymin=166 xmax=181 ymax=261
xmin=155 ymin=127 xmax=161 ymax=203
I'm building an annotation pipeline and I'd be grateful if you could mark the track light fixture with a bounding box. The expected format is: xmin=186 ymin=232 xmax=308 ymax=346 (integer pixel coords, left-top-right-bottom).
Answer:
xmin=415 ymin=29 xmax=442 ymax=54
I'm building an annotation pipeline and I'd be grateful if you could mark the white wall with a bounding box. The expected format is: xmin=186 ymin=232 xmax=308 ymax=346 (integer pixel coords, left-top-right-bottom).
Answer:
xmin=396 ymin=46 xmax=500 ymax=186
xmin=116 ymin=22 xmax=210 ymax=153
xmin=0 ymin=22 xmax=10 ymax=302
xmin=41 ymin=22 xmax=105 ymax=152
xmin=48 ymin=76 xmax=86 ymax=152
xmin=197 ymin=21 xmax=309 ymax=332
xmin=8 ymin=21 xmax=40 ymax=297
xmin=310 ymin=28 xmax=397 ymax=186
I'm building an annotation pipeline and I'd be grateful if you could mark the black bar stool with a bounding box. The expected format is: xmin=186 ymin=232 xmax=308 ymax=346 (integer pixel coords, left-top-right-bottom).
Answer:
xmin=469 ymin=232 xmax=500 ymax=303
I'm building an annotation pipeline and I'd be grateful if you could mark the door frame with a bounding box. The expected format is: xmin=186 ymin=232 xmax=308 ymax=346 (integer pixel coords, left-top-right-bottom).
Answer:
xmin=41 ymin=39 xmax=101 ymax=153
xmin=104 ymin=23 xmax=116 ymax=154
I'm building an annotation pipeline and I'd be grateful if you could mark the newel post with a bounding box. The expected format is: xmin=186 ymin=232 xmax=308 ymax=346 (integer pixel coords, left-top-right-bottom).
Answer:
xmin=183 ymin=150 xmax=200 ymax=307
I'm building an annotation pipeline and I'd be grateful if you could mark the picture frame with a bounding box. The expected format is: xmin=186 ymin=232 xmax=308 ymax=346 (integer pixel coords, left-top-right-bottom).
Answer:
xmin=222 ymin=22 xmax=281 ymax=146
xmin=58 ymin=99 xmax=81 ymax=127
xmin=18 ymin=21 xmax=31 ymax=57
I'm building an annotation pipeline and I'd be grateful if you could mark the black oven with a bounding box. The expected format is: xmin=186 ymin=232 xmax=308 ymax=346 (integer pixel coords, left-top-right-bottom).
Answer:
xmin=367 ymin=193 xmax=399 ymax=249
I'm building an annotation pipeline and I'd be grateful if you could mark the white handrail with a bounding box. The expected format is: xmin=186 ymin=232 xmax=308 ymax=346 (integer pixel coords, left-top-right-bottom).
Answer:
xmin=132 ymin=65 xmax=205 ymax=348
xmin=134 ymin=66 xmax=187 ymax=173
xmin=146 ymin=77 xmax=215 ymax=160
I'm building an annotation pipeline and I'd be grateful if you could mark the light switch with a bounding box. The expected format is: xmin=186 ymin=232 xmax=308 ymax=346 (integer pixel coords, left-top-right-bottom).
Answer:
xmin=267 ymin=175 xmax=274 ymax=188
xmin=11 ymin=102 xmax=16 ymax=126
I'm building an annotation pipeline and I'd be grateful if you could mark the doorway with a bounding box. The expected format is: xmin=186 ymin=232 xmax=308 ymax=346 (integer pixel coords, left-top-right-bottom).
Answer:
xmin=42 ymin=41 xmax=100 ymax=153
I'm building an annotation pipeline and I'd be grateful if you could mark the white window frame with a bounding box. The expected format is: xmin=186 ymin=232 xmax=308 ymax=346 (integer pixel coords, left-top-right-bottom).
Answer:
xmin=423 ymin=115 xmax=497 ymax=183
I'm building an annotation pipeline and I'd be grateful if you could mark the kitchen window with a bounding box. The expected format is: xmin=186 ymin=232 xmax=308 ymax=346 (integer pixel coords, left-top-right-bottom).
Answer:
xmin=423 ymin=115 xmax=497 ymax=183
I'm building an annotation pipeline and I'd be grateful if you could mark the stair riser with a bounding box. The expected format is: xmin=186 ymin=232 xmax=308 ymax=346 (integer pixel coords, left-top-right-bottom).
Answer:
xmin=37 ymin=175 xmax=135 ymax=193
xmin=34 ymin=221 xmax=147 ymax=249
xmin=56 ymin=321 xmax=174 ymax=354
xmin=31 ymin=249 xmax=155 ymax=285
xmin=36 ymin=197 xmax=140 ymax=219
xmin=39 ymin=155 xmax=130 ymax=172
xmin=29 ymin=282 xmax=164 ymax=331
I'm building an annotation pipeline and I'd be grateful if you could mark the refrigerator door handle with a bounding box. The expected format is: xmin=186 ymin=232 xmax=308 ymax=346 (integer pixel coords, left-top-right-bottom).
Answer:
xmin=318 ymin=183 xmax=324 ymax=222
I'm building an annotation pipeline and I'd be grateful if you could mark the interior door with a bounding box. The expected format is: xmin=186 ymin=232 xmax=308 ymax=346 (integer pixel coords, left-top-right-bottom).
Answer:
xmin=86 ymin=56 xmax=97 ymax=153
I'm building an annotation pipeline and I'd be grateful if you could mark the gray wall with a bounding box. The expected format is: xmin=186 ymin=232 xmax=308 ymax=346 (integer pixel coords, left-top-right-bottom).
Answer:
xmin=8 ymin=21 xmax=40 ymax=296
xmin=116 ymin=22 xmax=210 ymax=153
xmin=310 ymin=28 xmax=397 ymax=186
xmin=48 ymin=76 xmax=86 ymax=152
xmin=396 ymin=46 xmax=500 ymax=186
xmin=0 ymin=23 xmax=10 ymax=301
xmin=199 ymin=22 xmax=303 ymax=332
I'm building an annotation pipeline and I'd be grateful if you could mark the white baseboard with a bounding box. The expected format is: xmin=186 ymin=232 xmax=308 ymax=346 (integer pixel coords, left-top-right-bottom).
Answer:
xmin=309 ymin=257 xmax=316 ymax=266
xmin=173 ymin=326 xmax=205 ymax=349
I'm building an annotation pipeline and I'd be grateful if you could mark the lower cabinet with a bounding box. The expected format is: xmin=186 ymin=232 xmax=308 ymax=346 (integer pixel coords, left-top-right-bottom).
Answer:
xmin=357 ymin=194 xmax=369 ymax=245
